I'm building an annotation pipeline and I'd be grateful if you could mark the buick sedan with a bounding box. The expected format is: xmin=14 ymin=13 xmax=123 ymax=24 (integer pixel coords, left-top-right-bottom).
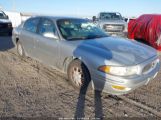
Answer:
xmin=13 ymin=16 xmax=160 ymax=95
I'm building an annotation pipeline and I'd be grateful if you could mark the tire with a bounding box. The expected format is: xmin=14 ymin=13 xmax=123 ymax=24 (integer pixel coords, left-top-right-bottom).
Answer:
xmin=67 ymin=59 xmax=91 ymax=94
xmin=17 ymin=41 xmax=25 ymax=57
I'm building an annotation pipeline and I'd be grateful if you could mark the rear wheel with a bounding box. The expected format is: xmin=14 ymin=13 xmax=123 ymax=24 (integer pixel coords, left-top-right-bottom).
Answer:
xmin=17 ymin=41 xmax=25 ymax=57
xmin=67 ymin=60 xmax=91 ymax=93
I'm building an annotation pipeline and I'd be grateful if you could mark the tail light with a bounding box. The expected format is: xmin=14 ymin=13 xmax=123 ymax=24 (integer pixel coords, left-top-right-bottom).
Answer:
xmin=8 ymin=23 xmax=12 ymax=28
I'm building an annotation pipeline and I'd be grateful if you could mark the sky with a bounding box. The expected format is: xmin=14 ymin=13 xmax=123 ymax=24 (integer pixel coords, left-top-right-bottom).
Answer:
xmin=0 ymin=0 xmax=161 ymax=18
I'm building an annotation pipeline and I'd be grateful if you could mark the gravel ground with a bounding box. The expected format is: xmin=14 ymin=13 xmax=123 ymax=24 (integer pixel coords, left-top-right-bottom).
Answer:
xmin=0 ymin=37 xmax=160 ymax=119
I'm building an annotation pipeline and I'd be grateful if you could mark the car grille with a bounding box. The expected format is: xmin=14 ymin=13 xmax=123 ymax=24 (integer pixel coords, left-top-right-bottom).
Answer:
xmin=142 ymin=60 xmax=157 ymax=74
xmin=103 ymin=24 xmax=124 ymax=32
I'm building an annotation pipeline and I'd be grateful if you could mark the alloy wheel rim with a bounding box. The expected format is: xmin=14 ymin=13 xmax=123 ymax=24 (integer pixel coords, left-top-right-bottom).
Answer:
xmin=71 ymin=67 xmax=83 ymax=87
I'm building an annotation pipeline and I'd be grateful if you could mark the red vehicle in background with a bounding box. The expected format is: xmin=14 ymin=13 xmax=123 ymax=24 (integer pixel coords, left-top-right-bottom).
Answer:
xmin=128 ymin=14 xmax=161 ymax=51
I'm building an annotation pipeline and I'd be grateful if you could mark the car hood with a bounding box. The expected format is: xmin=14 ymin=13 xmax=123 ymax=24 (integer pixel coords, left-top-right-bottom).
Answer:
xmin=0 ymin=19 xmax=11 ymax=23
xmin=72 ymin=37 xmax=157 ymax=66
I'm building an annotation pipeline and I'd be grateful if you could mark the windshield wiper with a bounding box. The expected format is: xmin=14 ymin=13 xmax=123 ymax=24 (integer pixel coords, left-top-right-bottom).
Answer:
xmin=86 ymin=35 xmax=108 ymax=39
xmin=67 ymin=35 xmax=108 ymax=41
xmin=67 ymin=37 xmax=87 ymax=41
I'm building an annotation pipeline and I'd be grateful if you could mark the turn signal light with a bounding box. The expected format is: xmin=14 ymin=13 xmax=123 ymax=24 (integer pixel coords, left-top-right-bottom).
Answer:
xmin=112 ymin=85 xmax=126 ymax=90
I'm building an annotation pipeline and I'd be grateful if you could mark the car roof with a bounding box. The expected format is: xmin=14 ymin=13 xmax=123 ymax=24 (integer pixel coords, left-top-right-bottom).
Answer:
xmin=31 ymin=16 xmax=85 ymax=21
xmin=0 ymin=10 xmax=4 ymax=13
xmin=140 ymin=14 xmax=161 ymax=17
xmin=100 ymin=12 xmax=121 ymax=14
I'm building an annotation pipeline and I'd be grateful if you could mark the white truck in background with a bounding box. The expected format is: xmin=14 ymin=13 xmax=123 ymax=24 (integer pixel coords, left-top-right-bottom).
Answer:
xmin=5 ymin=11 xmax=31 ymax=28
xmin=0 ymin=10 xmax=31 ymax=36
xmin=0 ymin=10 xmax=12 ymax=35
xmin=93 ymin=12 xmax=128 ymax=37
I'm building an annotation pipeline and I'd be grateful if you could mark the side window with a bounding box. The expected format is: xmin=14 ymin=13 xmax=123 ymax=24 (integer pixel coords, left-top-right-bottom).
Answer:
xmin=0 ymin=12 xmax=5 ymax=18
xmin=38 ymin=19 xmax=57 ymax=38
xmin=23 ymin=18 xmax=39 ymax=33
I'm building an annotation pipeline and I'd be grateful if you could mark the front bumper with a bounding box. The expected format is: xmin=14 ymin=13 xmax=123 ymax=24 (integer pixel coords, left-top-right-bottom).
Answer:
xmin=91 ymin=57 xmax=160 ymax=95
xmin=0 ymin=27 xmax=13 ymax=35
xmin=106 ymin=31 xmax=128 ymax=38
xmin=0 ymin=22 xmax=13 ymax=35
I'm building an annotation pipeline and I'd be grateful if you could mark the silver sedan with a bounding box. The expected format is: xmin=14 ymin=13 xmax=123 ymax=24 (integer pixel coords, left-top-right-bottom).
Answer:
xmin=12 ymin=16 xmax=160 ymax=95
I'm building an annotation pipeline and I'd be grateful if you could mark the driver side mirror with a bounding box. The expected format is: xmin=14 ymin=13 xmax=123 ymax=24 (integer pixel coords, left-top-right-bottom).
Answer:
xmin=124 ymin=18 xmax=128 ymax=22
xmin=6 ymin=15 xmax=9 ymax=19
xmin=43 ymin=32 xmax=59 ymax=39
xmin=92 ymin=16 xmax=98 ymax=22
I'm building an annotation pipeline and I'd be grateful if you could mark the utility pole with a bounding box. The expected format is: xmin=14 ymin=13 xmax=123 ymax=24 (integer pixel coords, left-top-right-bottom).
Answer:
xmin=0 ymin=5 xmax=3 ymax=10
xmin=12 ymin=0 xmax=16 ymax=11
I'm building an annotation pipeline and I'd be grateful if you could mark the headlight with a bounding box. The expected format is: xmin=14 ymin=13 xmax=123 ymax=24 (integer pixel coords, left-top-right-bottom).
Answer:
xmin=123 ymin=25 xmax=128 ymax=32
xmin=98 ymin=65 xmax=139 ymax=76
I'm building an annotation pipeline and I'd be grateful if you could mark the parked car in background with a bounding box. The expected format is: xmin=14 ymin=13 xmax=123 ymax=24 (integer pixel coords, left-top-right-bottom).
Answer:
xmin=128 ymin=14 xmax=161 ymax=51
xmin=4 ymin=11 xmax=32 ymax=28
xmin=93 ymin=12 xmax=128 ymax=37
xmin=13 ymin=16 xmax=160 ymax=95
xmin=0 ymin=10 xmax=12 ymax=36
xmin=124 ymin=17 xmax=136 ymax=23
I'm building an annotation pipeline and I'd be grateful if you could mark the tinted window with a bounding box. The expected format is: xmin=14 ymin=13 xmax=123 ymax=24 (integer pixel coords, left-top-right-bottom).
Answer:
xmin=23 ymin=18 xmax=39 ymax=33
xmin=38 ymin=19 xmax=56 ymax=36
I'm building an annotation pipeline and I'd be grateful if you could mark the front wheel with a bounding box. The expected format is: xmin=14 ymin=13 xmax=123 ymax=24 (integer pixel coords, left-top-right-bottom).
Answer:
xmin=67 ymin=60 xmax=91 ymax=92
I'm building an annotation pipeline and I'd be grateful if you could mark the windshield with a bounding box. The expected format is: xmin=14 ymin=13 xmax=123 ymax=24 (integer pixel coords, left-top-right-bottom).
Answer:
xmin=0 ymin=11 xmax=8 ymax=19
xmin=100 ymin=13 xmax=123 ymax=20
xmin=57 ymin=19 xmax=108 ymax=40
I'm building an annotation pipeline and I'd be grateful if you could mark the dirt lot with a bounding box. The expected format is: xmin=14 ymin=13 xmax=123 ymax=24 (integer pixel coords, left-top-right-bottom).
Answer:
xmin=0 ymin=37 xmax=161 ymax=119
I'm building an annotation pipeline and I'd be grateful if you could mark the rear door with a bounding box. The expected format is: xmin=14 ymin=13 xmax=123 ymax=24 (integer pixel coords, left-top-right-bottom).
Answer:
xmin=34 ymin=18 xmax=60 ymax=67
xmin=19 ymin=17 xmax=40 ymax=57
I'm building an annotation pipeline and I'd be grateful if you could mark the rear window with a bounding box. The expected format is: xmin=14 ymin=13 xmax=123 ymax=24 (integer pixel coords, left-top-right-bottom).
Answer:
xmin=0 ymin=11 xmax=7 ymax=19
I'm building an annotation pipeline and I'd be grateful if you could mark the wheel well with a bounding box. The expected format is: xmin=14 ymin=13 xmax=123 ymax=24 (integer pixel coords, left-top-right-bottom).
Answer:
xmin=63 ymin=57 xmax=78 ymax=72
xmin=66 ymin=57 xmax=91 ymax=78
xmin=15 ymin=37 xmax=19 ymax=44
xmin=63 ymin=57 xmax=90 ymax=76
